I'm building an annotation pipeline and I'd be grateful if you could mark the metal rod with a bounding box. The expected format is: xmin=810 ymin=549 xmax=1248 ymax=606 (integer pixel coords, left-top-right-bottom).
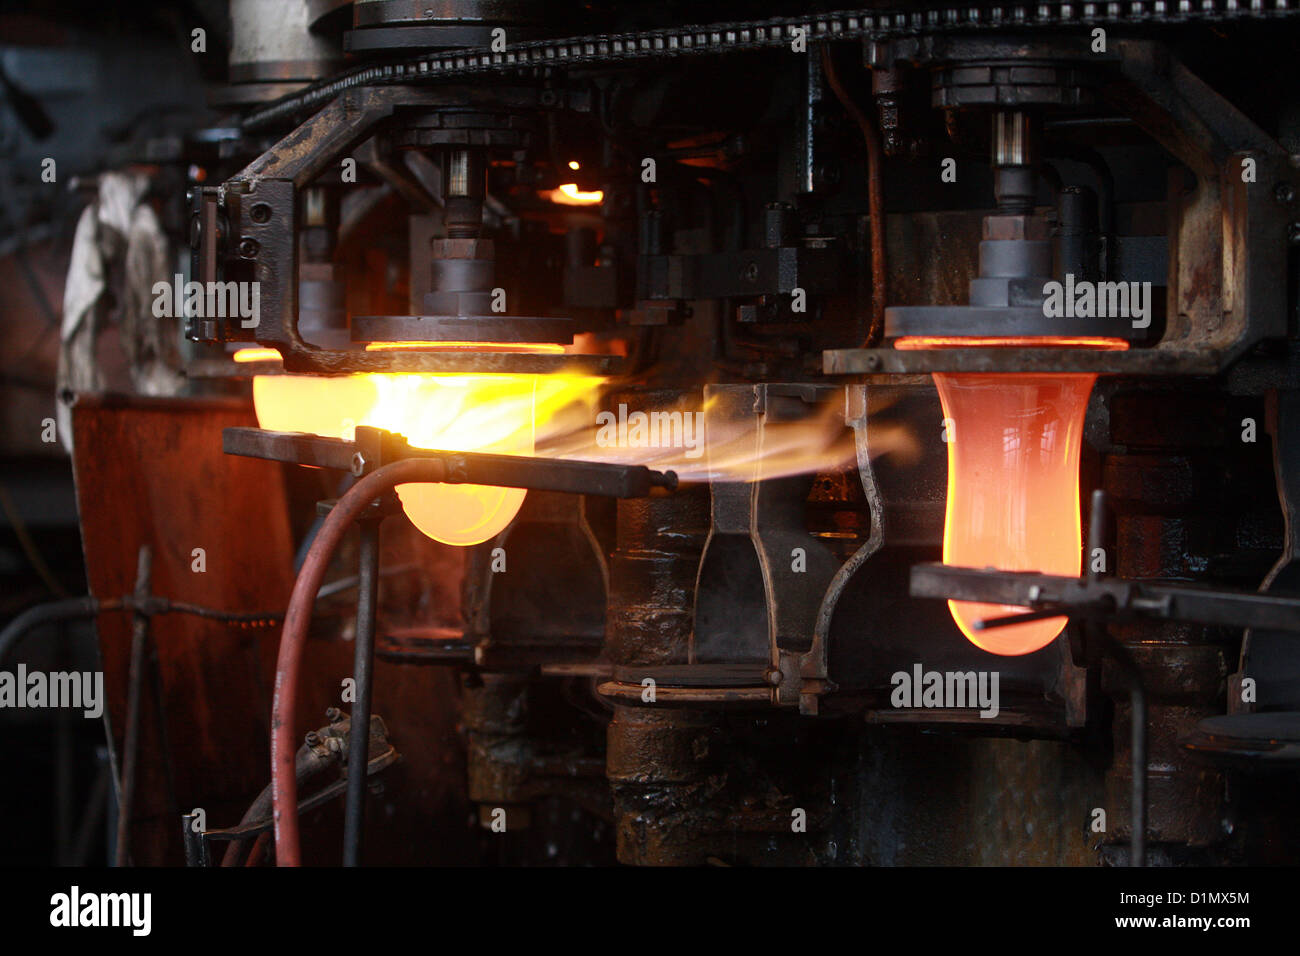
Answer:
xmin=222 ymin=426 xmax=679 ymax=498
xmin=147 ymin=634 xmax=180 ymax=839
xmin=343 ymin=518 xmax=381 ymax=867
xmin=1088 ymin=489 xmax=1108 ymax=585
xmin=181 ymin=813 xmax=210 ymax=867
xmin=973 ymin=607 xmax=1069 ymax=630
xmin=1100 ymin=634 xmax=1147 ymax=867
xmin=115 ymin=546 xmax=151 ymax=867
xmin=1087 ymin=490 xmax=1146 ymax=866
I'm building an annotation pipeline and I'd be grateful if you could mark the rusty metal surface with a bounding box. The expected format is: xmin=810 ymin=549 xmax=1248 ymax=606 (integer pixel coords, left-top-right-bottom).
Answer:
xmin=605 ymin=705 xmax=835 ymax=866
xmin=854 ymin=729 xmax=1103 ymax=865
xmin=71 ymin=394 xmax=297 ymax=864
xmin=462 ymin=673 xmax=611 ymax=828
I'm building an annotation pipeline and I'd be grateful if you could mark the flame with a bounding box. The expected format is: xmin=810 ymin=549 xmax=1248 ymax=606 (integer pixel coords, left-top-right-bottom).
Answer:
xmin=542 ymin=183 xmax=604 ymax=206
xmin=896 ymin=336 xmax=1128 ymax=655
xmin=533 ymin=391 xmax=919 ymax=483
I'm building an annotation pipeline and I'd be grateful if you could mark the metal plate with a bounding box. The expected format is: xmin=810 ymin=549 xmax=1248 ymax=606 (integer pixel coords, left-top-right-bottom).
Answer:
xmin=885 ymin=304 xmax=1144 ymax=339
xmin=189 ymin=350 xmax=622 ymax=376
xmin=1183 ymin=713 xmax=1300 ymax=766
xmin=823 ymin=346 xmax=1217 ymax=375
xmin=352 ymin=313 xmax=574 ymax=344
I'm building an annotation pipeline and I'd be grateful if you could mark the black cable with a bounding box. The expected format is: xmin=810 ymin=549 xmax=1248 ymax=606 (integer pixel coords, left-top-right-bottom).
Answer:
xmin=0 ymin=596 xmax=107 ymax=666
xmin=0 ymin=595 xmax=283 ymax=666
xmin=155 ymin=601 xmax=282 ymax=628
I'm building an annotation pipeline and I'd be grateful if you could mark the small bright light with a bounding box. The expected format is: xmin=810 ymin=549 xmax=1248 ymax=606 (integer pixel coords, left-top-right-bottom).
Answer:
xmin=233 ymin=347 xmax=283 ymax=363
xmin=544 ymin=183 xmax=604 ymax=206
xmin=568 ymin=160 xmax=581 ymax=171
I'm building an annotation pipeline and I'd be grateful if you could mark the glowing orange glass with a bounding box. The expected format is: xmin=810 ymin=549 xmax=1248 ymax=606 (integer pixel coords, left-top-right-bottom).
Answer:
xmin=896 ymin=337 xmax=1127 ymax=655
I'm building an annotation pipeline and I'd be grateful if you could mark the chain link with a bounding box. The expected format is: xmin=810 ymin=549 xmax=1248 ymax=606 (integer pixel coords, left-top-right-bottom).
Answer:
xmin=244 ymin=0 xmax=1300 ymax=129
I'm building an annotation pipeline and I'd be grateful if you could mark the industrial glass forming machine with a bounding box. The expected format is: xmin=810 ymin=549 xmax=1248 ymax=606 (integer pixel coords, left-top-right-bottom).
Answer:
xmin=1 ymin=0 xmax=1300 ymax=873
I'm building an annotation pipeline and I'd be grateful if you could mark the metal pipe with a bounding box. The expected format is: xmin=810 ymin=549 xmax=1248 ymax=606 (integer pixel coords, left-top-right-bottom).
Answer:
xmin=0 ymin=596 xmax=104 ymax=665
xmin=1099 ymin=634 xmax=1148 ymax=867
xmin=343 ymin=518 xmax=381 ymax=867
xmin=182 ymin=813 xmax=209 ymax=867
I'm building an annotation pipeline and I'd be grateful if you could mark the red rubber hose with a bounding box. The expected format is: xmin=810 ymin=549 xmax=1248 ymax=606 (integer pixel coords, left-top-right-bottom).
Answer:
xmin=272 ymin=458 xmax=446 ymax=866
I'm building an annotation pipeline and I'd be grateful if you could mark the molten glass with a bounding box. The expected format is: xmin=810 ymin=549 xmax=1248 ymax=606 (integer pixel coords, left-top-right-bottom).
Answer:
xmin=896 ymin=337 xmax=1128 ymax=655
xmin=250 ymin=373 xmax=379 ymax=442
xmin=368 ymin=373 xmax=536 ymax=546
xmin=240 ymin=348 xmax=603 ymax=547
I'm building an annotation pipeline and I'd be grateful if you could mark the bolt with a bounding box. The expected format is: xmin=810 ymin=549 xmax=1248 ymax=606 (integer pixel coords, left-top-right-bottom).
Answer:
xmin=765 ymin=667 xmax=783 ymax=686
xmin=1289 ymin=222 xmax=1300 ymax=244
xmin=742 ymin=261 xmax=759 ymax=282
xmin=250 ymin=202 xmax=272 ymax=223
xmin=863 ymin=353 xmax=881 ymax=370
xmin=1275 ymin=182 xmax=1296 ymax=203
xmin=326 ymin=707 xmax=343 ymax=723
xmin=350 ymin=451 xmax=367 ymax=476
xmin=238 ymin=237 xmax=259 ymax=258
xmin=305 ymin=731 xmax=321 ymax=747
